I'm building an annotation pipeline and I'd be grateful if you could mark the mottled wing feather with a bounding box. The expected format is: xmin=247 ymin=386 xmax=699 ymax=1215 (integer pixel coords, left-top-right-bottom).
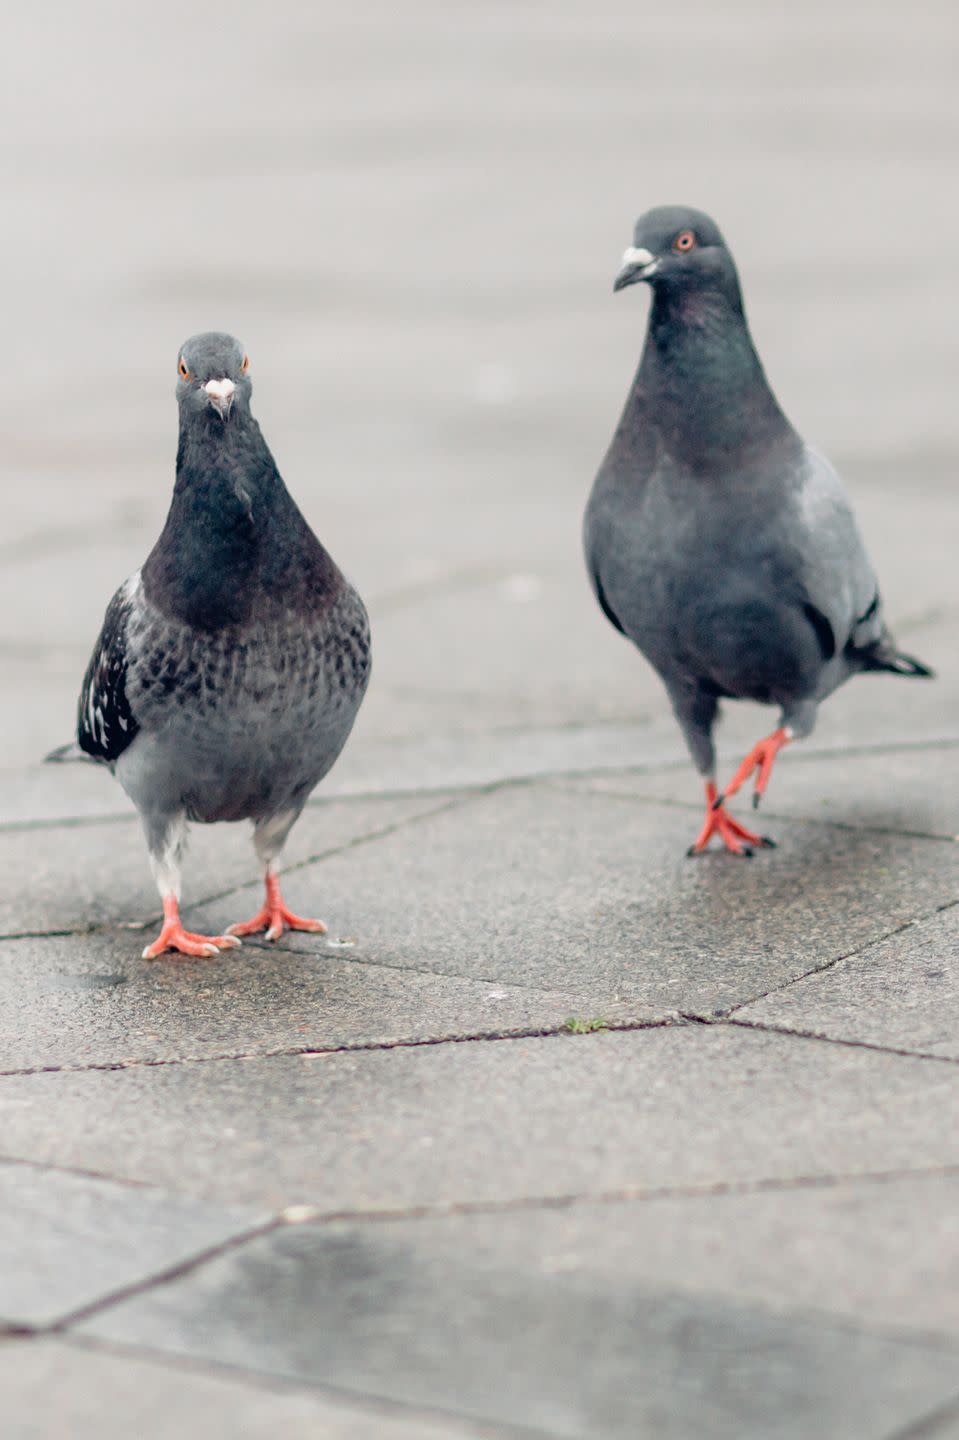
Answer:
xmin=77 ymin=582 xmax=140 ymax=764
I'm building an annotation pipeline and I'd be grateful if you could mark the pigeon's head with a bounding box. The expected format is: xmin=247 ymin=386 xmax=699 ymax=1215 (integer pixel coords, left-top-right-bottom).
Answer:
xmin=613 ymin=206 xmax=739 ymax=301
xmin=176 ymin=332 xmax=252 ymax=424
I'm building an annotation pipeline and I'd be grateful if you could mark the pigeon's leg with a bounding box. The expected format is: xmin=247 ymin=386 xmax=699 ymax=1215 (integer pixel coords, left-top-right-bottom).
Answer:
xmin=720 ymin=726 xmax=792 ymax=809
xmin=721 ymin=696 xmax=819 ymax=809
xmin=669 ymin=682 xmax=775 ymax=857
xmin=227 ymin=812 xmax=327 ymax=942
xmin=140 ymin=813 xmax=240 ymax=960
xmin=718 ymin=702 xmax=817 ymax=812
xmin=669 ymin=681 xmax=719 ymax=783
xmin=687 ymin=781 xmax=775 ymax=858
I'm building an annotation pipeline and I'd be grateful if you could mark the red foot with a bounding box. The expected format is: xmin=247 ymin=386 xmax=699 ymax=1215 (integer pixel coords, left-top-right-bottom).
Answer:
xmin=142 ymin=895 xmax=241 ymax=960
xmin=687 ymin=782 xmax=776 ymax=858
xmin=721 ymin=726 xmax=791 ymax=809
xmin=226 ymin=871 xmax=327 ymax=942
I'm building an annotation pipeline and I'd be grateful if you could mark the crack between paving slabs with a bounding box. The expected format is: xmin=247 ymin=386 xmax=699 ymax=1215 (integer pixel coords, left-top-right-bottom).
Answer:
xmin=717 ymin=895 xmax=959 ymax=1021
xmin=0 ymin=787 xmax=488 ymax=943
xmin=16 ymin=1165 xmax=959 ymax=1364
xmin=160 ymin=787 xmax=490 ymax=923
xmin=253 ymin=1161 xmax=959 ymax=1234
xmin=0 ymin=1017 xmax=685 ymax=1079
xmin=5 ymin=1151 xmax=959 ymax=1238
xmin=721 ymin=1017 xmax=959 ymax=1068
xmin=39 ymin=1216 xmax=286 ymax=1334
xmin=0 ymin=1152 xmax=158 ymax=1192
xmin=52 ymin=1333 xmax=557 ymax=1440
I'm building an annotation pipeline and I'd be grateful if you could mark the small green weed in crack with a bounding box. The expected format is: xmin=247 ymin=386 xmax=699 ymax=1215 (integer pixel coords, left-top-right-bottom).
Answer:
xmin=561 ymin=1017 xmax=610 ymax=1035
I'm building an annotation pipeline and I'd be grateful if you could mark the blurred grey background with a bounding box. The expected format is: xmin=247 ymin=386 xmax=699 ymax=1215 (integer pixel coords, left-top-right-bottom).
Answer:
xmin=2 ymin=0 xmax=956 ymax=811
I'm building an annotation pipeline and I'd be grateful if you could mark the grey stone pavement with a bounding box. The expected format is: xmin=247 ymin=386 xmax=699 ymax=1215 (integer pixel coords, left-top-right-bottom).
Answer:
xmin=2 ymin=2 xmax=958 ymax=1436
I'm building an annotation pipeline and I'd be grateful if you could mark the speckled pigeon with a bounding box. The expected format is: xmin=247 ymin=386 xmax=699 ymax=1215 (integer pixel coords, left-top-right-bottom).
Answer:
xmin=583 ymin=206 xmax=931 ymax=855
xmin=48 ymin=333 xmax=371 ymax=955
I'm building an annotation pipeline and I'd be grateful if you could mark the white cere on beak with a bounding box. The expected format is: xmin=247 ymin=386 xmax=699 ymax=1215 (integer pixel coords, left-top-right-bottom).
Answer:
xmin=622 ymin=246 xmax=657 ymax=271
xmin=204 ymin=378 xmax=236 ymax=402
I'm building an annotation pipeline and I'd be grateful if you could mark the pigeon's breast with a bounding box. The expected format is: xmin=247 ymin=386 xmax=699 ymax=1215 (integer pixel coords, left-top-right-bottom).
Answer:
xmin=588 ymin=456 xmax=823 ymax=699
xmin=118 ymin=584 xmax=371 ymax=823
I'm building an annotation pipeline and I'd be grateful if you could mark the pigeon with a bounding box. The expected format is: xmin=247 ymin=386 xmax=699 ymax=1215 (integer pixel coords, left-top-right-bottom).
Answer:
xmin=583 ymin=205 xmax=932 ymax=855
xmin=48 ymin=332 xmax=371 ymax=955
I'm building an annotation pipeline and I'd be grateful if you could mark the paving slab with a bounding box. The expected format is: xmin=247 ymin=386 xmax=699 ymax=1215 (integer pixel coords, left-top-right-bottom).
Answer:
xmin=78 ymin=1199 xmax=959 ymax=1440
xmin=735 ymin=903 xmax=959 ymax=1059
xmin=0 ymin=1337 xmax=499 ymax=1440
xmin=191 ymin=782 xmax=959 ymax=1017
xmin=0 ymin=793 xmax=450 ymax=939
xmin=0 ymin=928 xmax=632 ymax=1074
xmin=1 ymin=1028 xmax=957 ymax=1209
xmin=0 ymin=1161 xmax=264 ymax=1329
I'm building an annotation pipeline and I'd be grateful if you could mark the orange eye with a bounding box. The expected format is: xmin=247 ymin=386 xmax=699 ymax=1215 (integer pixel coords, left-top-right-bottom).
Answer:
xmin=178 ymin=358 xmax=191 ymax=380
xmin=241 ymin=354 xmax=250 ymax=374
xmin=673 ymin=229 xmax=696 ymax=253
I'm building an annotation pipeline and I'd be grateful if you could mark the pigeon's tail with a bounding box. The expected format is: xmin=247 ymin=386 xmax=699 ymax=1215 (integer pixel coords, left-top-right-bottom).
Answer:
xmin=44 ymin=741 xmax=97 ymax=764
xmin=858 ymin=637 xmax=935 ymax=680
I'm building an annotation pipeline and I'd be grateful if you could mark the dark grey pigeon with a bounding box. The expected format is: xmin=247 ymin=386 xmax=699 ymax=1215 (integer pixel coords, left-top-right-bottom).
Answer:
xmin=48 ymin=333 xmax=371 ymax=955
xmin=583 ymin=206 xmax=931 ymax=855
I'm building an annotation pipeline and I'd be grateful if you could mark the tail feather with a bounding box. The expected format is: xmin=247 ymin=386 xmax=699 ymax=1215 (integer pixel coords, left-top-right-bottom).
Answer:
xmin=44 ymin=741 xmax=97 ymax=764
xmin=859 ymin=642 xmax=934 ymax=679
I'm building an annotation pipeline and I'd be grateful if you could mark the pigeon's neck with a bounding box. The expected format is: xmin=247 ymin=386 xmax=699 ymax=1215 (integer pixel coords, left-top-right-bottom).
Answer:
xmin=630 ymin=285 xmax=795 ymax=470
xmin=142 ymin=414 xmax=341 ymax=631
xmin=174 ymin=410 xmax=279 ymax=516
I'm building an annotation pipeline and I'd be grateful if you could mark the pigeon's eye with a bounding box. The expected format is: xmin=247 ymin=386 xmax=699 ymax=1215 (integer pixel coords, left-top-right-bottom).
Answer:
xmin=673 ymin=230 xmax=697 ymax=253
xmin=241 ymin=354 xmax=250 ymax=374
xmin=178 ymin=358 xmax=191 ymax=380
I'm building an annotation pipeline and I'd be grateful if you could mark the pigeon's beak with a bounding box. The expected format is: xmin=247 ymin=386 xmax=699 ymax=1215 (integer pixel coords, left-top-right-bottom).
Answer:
xmin=204 ymin=377 xmax=236 ymax=419
xmin=613 ymin=247 xmax=659 ymax=292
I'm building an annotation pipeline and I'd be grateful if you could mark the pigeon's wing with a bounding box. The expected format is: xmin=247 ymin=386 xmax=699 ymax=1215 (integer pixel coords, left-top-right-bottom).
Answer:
xmin=587 ymin=558 xmax=628 ymax=637
xmin=583 ymin=462 xmax=643 ymax=641
xmin=76 ymin=577 xmax=141 ymax=764
xmin=793 ymin=447 xmax=884 ymax=659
